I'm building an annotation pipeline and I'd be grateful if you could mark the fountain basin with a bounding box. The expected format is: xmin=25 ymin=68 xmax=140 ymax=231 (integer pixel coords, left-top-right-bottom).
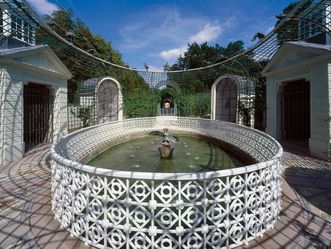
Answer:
xmin=51 ymin=116 xmax=283 ymax=249
xmin=87 ymin=134 xmax=248 ymax=173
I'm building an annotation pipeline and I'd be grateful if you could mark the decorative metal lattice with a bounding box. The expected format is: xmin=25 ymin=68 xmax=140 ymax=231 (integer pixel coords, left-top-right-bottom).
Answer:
xmin=215 ymin=77 xmax=238 ymax=123
xmin=51 ymin=117 xmax=283 ymax=249
xmin=1 ymin=0 xmax=329 ymax=130
xmin=96 ymin=79 xmax=119 ymax=123
xmin=1 ymin=0 xmax=328 ymax=246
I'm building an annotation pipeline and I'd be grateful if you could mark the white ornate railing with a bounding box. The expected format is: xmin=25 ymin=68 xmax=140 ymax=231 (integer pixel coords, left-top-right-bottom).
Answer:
xmin=51 ymin=117 xmax=283 ymax=249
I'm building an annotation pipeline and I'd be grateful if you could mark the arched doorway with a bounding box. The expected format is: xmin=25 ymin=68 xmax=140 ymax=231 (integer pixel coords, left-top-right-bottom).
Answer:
xmin=160 ymin=94 xmax=175 ymax=115
xmin=212 ymin=77 xmax=237 ymax=122
xmin=96 ymin=78 xmax=121 ymax=123
xmin=155 ymin=81 xmax=180 ymax=116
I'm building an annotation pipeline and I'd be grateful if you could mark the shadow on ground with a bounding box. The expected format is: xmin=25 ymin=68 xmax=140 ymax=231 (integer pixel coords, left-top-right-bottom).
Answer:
xmin=0 ymin=145 xmax=330 ymax=248
xmin=284 ymin=166 xmax=331 ymax=216
xmin=0 ymin=145 xmax=85 ymax=249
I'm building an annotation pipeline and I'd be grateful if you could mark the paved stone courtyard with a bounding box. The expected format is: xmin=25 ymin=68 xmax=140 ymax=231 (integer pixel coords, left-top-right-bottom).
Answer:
xmin=0 ymin=145 xmax=330 ymax=249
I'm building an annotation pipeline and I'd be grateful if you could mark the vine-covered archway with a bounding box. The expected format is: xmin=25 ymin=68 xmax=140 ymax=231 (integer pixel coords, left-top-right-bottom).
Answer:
xmin=155 ymin=82 xmax=180 ymax=116
xmin=96 ymin=77 xmax=123 ymax=123
xmin=216 ymin=78 xmax=237 ymax=122
xmin=211 ymin=75 xmax=238 ymax=122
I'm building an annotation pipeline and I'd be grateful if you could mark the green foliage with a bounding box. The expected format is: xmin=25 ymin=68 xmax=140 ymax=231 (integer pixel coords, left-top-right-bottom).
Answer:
xmin=170 ymin=71 xmax=206 ymax=93
xmin=167 ymin=41 xmax=262 ymax=93
xmin=123 ymin=89 xmax=160 ymax=118
xmin=123 ymin=88 xmax=211 ymax=119
xmin=238 ymin=98 xmax=253 ymax=127
xmin=163 ymin=62 xmax=171 ymax=71
xmin=180 ymin=42 xmax=220 ymax=69
xmin=41 ymin=9 xmax=124 ymax=65
xmin=36 ymin=9 xmax=148 ymax=103
xmin=274 ymin=1 xmax=312 ymax=45
xmin=170 ymin=41 xmax=245 ymax=71
xmin=71 ymin=106 xmax=92 ymax=127
xmin=220 ymin=41 xmax=245 ymax=58
xmin=113 ymin=69 xmax=149 ymax=94
xmin=254 ymin=77 xmax=266 ymax=130
xmin=159 ymin=87 xmax=179 ymax=102
xmin=179 ymin=92 xmax=211 ymax=118
xmin=35 ymin=8 xmax=268 ymax=125
xmin=45 ymin=9 xmax=75 ymax=36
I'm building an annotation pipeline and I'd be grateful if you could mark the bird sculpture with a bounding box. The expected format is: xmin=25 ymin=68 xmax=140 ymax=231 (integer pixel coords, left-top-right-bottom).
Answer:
xmin=149 ymin=129 xmax=179 ymax=159
xmin=149 ymin=128 xmax=179 ymax=144
xmin=251 ymin=32 xmax=265 ymax=42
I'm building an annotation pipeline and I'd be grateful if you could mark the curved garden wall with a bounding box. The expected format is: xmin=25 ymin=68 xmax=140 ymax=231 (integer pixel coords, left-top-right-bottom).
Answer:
xmin=51 ymin=116 xmax=282 ymax=248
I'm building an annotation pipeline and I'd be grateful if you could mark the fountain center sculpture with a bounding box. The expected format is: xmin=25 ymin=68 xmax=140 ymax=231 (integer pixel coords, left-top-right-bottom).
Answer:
xmin=149 ymin=128 xmax=179 ymax=159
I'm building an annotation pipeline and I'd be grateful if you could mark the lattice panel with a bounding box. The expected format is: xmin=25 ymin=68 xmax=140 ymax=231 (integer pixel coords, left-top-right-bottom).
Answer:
xmin=51 ymin=117 xmax=282 ymax=248
xmin=51 ymin=161 xmax=281 ymax=248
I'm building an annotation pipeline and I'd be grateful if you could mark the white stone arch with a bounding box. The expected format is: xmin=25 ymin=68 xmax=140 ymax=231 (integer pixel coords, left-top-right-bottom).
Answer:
xmin=211 ymin=75 xmax=239 ymax=122
xmin=96 ymin=77 xmax=123 ymax=123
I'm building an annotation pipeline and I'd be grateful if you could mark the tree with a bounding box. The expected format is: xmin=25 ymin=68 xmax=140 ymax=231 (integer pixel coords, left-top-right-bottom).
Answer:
xmin=169 ymin=41 xmax=245 ymax=72
xmin=219 ymin=41 xmax=245 ymax=58
xmin=36 ymin=8 xmax=149 ymax=102
xmin=163 ymin=62 xmax=171 ymax=71
xmin=44 ymin=8 xmax=75 ymax=38
xmin=274 ymin=1 xmax=312 ymax=45
xmin=171 ymin=42 xmax=222 ymax=70
xmin=167 ymin=40 xmax=258 ymax=91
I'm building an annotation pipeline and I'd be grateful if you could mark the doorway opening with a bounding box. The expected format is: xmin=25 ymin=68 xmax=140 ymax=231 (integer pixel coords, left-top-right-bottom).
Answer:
xmin=282 ymin=79 xmax=310 ymax=148
xmin=24 ymin=83 xmax=52 ymax=152
xmin=215 ymin=77 xmax=237 ymax=122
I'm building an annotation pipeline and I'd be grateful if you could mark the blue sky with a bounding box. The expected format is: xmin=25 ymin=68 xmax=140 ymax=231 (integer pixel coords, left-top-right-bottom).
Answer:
xmin=27 ymin=0 xmax=295 ymax=71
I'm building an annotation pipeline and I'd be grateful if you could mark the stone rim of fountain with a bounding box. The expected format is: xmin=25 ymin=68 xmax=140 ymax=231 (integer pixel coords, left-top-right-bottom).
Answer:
xmin=51 ymin=117 xmax=282 ymax=180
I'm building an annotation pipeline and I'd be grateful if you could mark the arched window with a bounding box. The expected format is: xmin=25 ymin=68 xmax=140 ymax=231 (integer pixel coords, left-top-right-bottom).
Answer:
xmin=97 ymin=79 xmax=119 ymax=123
xmin=215 ymin=78 xmax=237 ymax=122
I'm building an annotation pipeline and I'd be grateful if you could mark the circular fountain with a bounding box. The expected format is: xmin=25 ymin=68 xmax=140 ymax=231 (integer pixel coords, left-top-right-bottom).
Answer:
xmin=88 ymin=133 xmax=247 ymax=173
xmin=51 ymin=116 xmax=283 ymax=249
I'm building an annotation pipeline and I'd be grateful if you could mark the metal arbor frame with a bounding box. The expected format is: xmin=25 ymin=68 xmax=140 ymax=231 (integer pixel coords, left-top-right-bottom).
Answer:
xmin=2 ymin=0 xmax=327 ymax=131
xmin=211 ymin=74 xmax=255 ymax=127
xmin=95 ymin=77 xmax=123 ymax=124
xmin=68 ymin=77 xmax=123 ymax=130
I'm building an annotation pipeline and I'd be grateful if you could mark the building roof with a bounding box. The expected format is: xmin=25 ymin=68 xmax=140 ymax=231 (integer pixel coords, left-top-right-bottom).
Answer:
xmin=286 ymin=41 xmax=331 ymax=51
xmin=0 ymin=45 xmax=46 ymax=56
xmin=0 ymin=45 xmax=73 ymax=79
xmin=262 ymin=41 xmax=331 ymax=76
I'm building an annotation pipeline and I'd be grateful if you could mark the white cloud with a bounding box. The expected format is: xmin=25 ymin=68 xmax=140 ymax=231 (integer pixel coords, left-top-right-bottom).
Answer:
xmin=115 ymin=5 xmax=237 ymax=68
xmin=148 ymin=65 xmax=163 ymax=72
xmin=117 ymin=7 xmax=216 ymax=51
xmin=158 ymin=17 xmax=237 ymax=62
xmin=27 ymin=0 xmax=58 ymax=15
xmin=189 ymin=23 xmax=222 ymax=43
xmin=160 ymin=45 xmax=187 ymax=60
